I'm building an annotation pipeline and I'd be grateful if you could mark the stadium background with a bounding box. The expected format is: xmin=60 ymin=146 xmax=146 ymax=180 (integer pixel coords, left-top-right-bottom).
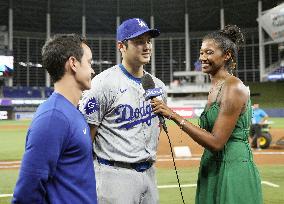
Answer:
xmin=0 ymin=0 xmax=284 ymax=203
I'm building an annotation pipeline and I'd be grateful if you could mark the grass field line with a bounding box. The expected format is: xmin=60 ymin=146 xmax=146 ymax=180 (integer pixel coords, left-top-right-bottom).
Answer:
xmin=158 ymin=154 xmax=202 ymax=158
xmin=0 ymin=161 xmax=21 ymax=164
xmin=158 ymin=184 xmax=197 ymax=189
xmin=158 ymin=180 xmax=280 ymax=189
xmin=0 ymin=181 xmax=279 ymax=198
xmin=261 ymin=181 xmax=280 ymax=188
xmin=253 ymin=152 xmax=284 ymax=155
xmin=0 ymin=194 xmax=12 ymax=198
xmin=158 ymin=158 xmax=201 ymax=161
xmin=0 ymin=165 xmax=20 ymax=169
xmin=158 ymin=151 xmax=284 ymax=159
xmin=1 ymin=150 xmax=284 ymax=165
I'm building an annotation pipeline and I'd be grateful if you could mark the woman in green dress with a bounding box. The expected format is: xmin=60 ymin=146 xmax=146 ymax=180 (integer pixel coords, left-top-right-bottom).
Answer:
xmin=151 ymin=25 xmax=263 ymax=204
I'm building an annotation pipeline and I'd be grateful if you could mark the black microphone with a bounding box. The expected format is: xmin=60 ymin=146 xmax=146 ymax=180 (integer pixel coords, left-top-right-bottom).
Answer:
xmin=141 ymin=74 xmax=168 ymax=133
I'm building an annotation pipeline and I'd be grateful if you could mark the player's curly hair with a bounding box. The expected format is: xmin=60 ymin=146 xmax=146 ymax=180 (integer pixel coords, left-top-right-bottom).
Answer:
xmin=42 ymin=34 xmax=87 ymax=83
xmin=203 ymin=25 xmax=245 ymax=71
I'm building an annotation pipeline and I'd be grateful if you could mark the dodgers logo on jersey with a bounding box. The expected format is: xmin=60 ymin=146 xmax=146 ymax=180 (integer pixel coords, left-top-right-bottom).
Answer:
xmin=114 ymin=101 xmax=157 ymax=129
xmin=84 ymin=97 xmax=99 ymax=115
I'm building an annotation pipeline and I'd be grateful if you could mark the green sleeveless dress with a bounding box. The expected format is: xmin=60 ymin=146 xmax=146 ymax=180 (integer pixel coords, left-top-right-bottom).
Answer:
xmin=196 ymin=99 xmax=263 ymax=204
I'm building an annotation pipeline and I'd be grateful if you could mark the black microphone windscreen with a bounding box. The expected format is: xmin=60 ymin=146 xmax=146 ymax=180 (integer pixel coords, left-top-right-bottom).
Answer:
xmin=141 ymin=74 xmax=155 ymax=90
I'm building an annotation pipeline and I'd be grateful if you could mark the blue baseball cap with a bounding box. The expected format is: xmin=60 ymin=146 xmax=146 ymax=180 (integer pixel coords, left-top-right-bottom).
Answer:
xmin=117 ymin=18 xmax=160 ymax=42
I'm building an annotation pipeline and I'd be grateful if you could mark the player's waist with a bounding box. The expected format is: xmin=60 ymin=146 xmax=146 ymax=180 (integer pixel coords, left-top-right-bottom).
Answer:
xmin=94 ymin=140 xmax=158 ymax=163
xmin=96 ymin=157 xmax=153 ymax=172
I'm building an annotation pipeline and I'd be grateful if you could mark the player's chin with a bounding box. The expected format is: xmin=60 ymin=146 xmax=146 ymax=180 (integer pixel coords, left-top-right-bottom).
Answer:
xmin=140 ymin=57 xmax=151 ymax=64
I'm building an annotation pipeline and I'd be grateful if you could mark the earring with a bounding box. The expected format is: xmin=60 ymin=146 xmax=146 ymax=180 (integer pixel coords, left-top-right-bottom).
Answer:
xmin=229 ymin=68 xmax=234 ymax=75
xmin=229 ymin=59 xmax=236 ymax=75
xmin=231 ymin=59 xmax=236 ymax=69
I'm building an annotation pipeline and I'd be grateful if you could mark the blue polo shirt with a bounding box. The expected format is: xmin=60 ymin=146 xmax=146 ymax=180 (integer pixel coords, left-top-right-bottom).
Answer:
xmin=12 ymin=92 xmax=97 ymax=204
xmin=252 ymin=108 xmax=268 ymax=124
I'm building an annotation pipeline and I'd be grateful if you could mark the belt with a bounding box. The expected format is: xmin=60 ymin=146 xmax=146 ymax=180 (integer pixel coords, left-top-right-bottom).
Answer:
xmin=97 ymin=157 xmax=152 ymax=172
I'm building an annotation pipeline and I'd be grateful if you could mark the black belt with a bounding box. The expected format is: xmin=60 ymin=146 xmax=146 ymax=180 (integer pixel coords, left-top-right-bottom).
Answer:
xmin=97 ymin=157 xmax=152 ymax=172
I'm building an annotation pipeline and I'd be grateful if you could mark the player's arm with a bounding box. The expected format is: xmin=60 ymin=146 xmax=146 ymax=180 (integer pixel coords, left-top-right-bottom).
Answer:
xmin=79 ymin=76 xmax=110 ymax=140
xmin=89 ymin=123 xmax=98 ymax=143
xmin=12 ymin=111 xmax=68 ymax=203
xmin=260 ymin=110 xmax=269 ymax=124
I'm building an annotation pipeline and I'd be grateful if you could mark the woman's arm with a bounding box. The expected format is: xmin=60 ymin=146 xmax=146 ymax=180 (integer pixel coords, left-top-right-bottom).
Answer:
xmin=151 ymin=78 xmax=249 ymax=152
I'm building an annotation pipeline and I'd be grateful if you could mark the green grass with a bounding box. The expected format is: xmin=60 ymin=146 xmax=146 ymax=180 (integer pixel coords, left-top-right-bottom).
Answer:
xmin=1 ymin=120 xmax=284 ymax=203
xmin=0 ymin=169 xmax=19 ymax=204
xmin=0 ymin=130 xmax=26 ymax=161
xmin=157 ymin=168 xmax=197 ymax=203
xmin=269 ymin=118 xmax=284 ymax=129
xmin=259 ymin=165 xmax=284 ymax=204
xmin=0 ymin=119 xmax=200 ymax=161
xmin=248 ymin=82 xmax=284 ymax=108
xmin=1 ymin=166 xmax=284 ymax=204
xmin=0 ymin=120 xmax=31 ymax=126
xmin=0 ymin=121 xmax=28 ymax=161
xmin=0 ymin=117 xmax=283 ymax=161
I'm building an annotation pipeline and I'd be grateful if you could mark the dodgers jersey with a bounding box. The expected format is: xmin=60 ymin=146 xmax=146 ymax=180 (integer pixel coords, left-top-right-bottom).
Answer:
xmin=79 ymin=64 xmax=167 ymax=163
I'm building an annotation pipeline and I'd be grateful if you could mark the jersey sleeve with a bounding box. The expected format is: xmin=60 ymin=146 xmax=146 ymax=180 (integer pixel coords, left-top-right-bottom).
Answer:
xmin=161 ymin=82 xmax=168 ymax=104
xmin=12 ymin=110 xmax=69 ymax=204
xmin=79 ymin=74 xmax=113 ymax=125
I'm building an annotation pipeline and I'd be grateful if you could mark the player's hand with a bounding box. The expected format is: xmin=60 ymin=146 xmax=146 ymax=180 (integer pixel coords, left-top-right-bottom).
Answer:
xmin=150 ymin=98 xmax=174 ymax=119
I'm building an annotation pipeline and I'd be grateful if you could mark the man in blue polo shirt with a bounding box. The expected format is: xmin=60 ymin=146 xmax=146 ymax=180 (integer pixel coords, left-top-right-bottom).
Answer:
xmin=12 ymin=34 xmax=97 ymax=204
xmin=251 ymin=103 xmax=269 ymax=148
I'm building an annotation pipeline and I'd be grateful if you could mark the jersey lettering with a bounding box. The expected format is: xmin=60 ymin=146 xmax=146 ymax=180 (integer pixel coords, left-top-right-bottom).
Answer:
xmin=114 ymin=101 xmax=157 ymax=129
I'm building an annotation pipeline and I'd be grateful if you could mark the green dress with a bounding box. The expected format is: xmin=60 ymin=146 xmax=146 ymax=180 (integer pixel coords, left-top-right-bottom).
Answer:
xmin=196 ymin=99 xmax=263 ymax=204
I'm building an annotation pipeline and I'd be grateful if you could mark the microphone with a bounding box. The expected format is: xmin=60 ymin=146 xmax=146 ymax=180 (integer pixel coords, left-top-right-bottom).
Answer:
xmin=141 ymin=74 xmax=168 ymax=133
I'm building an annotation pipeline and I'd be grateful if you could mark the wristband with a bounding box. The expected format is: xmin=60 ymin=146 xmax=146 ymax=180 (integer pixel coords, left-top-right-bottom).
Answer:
xmin=167 ymin=111 xmax=175 ymax=120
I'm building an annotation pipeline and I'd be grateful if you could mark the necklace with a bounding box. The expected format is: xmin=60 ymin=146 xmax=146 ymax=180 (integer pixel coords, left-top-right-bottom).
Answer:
xmin=208 ymin=80 xmax=225 ymax=94
xmin=208 ymin=73 xmax=231 ymax=94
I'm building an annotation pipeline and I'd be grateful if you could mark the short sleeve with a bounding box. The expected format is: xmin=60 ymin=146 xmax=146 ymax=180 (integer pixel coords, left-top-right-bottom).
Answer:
xmin=79 ymin=75 xmax=113 ymax=125
xmin=161 ymin=83 xmax=168 ymax=104
xmin=260 ymin=109 xmax=268 ymax=117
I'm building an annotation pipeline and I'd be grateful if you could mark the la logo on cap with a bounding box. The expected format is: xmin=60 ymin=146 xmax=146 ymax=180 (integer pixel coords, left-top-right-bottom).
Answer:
xmin=116 ymin=18 xmax=160 ymax=42
xmin=136 ymin=18 xmax=146 ymax=27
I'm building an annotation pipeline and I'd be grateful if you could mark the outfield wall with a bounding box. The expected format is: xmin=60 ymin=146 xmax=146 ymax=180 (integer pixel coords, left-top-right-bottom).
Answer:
xmin=264 ymin=109 xmax=284 ymax=117
xmin=1 ymin=98 xmax=284 ymax=120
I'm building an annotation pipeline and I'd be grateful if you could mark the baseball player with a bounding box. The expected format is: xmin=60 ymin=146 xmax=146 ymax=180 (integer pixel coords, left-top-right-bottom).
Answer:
xmin=79 ymin=18 xmax=167 ymax=204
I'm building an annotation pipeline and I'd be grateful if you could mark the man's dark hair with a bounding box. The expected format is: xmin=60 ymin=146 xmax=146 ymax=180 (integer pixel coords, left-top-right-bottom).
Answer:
xmin=42 ymin=34 xmax=87 ymax=82
xmin=122 ymin=40 xmax=128 ymax=48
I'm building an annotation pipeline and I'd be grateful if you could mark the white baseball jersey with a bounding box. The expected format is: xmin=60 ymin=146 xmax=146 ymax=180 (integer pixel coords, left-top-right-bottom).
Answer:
xmin=79 ymin=64 xmax=167 ymax=163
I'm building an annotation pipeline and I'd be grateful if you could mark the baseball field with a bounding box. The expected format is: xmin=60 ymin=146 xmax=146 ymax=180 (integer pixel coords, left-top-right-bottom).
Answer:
xmin=1 ymin=119 xmax=284 ymax=204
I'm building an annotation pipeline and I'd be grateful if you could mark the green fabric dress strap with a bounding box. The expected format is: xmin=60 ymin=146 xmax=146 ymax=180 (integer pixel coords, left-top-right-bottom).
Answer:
xmin=214 ymin=82 xmax=225 ymax=103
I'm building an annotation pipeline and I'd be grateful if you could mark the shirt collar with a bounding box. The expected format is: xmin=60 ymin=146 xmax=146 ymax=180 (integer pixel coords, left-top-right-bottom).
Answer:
xmin=119 ymin=64 xmax=143 ymax=84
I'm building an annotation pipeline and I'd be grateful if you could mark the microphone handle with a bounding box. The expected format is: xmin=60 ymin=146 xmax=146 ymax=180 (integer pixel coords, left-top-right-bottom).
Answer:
xmin=158 ymin=114 xmax=168 ymax=133
xmin=148 ymin=96 xmax=168 ymax=133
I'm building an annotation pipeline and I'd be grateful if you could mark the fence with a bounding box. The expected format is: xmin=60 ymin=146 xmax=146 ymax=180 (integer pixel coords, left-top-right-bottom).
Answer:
xmin=10 ymin=29 xmax=283 ymax=87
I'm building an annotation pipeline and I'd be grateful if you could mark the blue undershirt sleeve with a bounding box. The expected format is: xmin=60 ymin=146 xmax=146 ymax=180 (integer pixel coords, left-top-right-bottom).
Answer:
xmin=12 ymin=110 xmax=69 ymax=204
